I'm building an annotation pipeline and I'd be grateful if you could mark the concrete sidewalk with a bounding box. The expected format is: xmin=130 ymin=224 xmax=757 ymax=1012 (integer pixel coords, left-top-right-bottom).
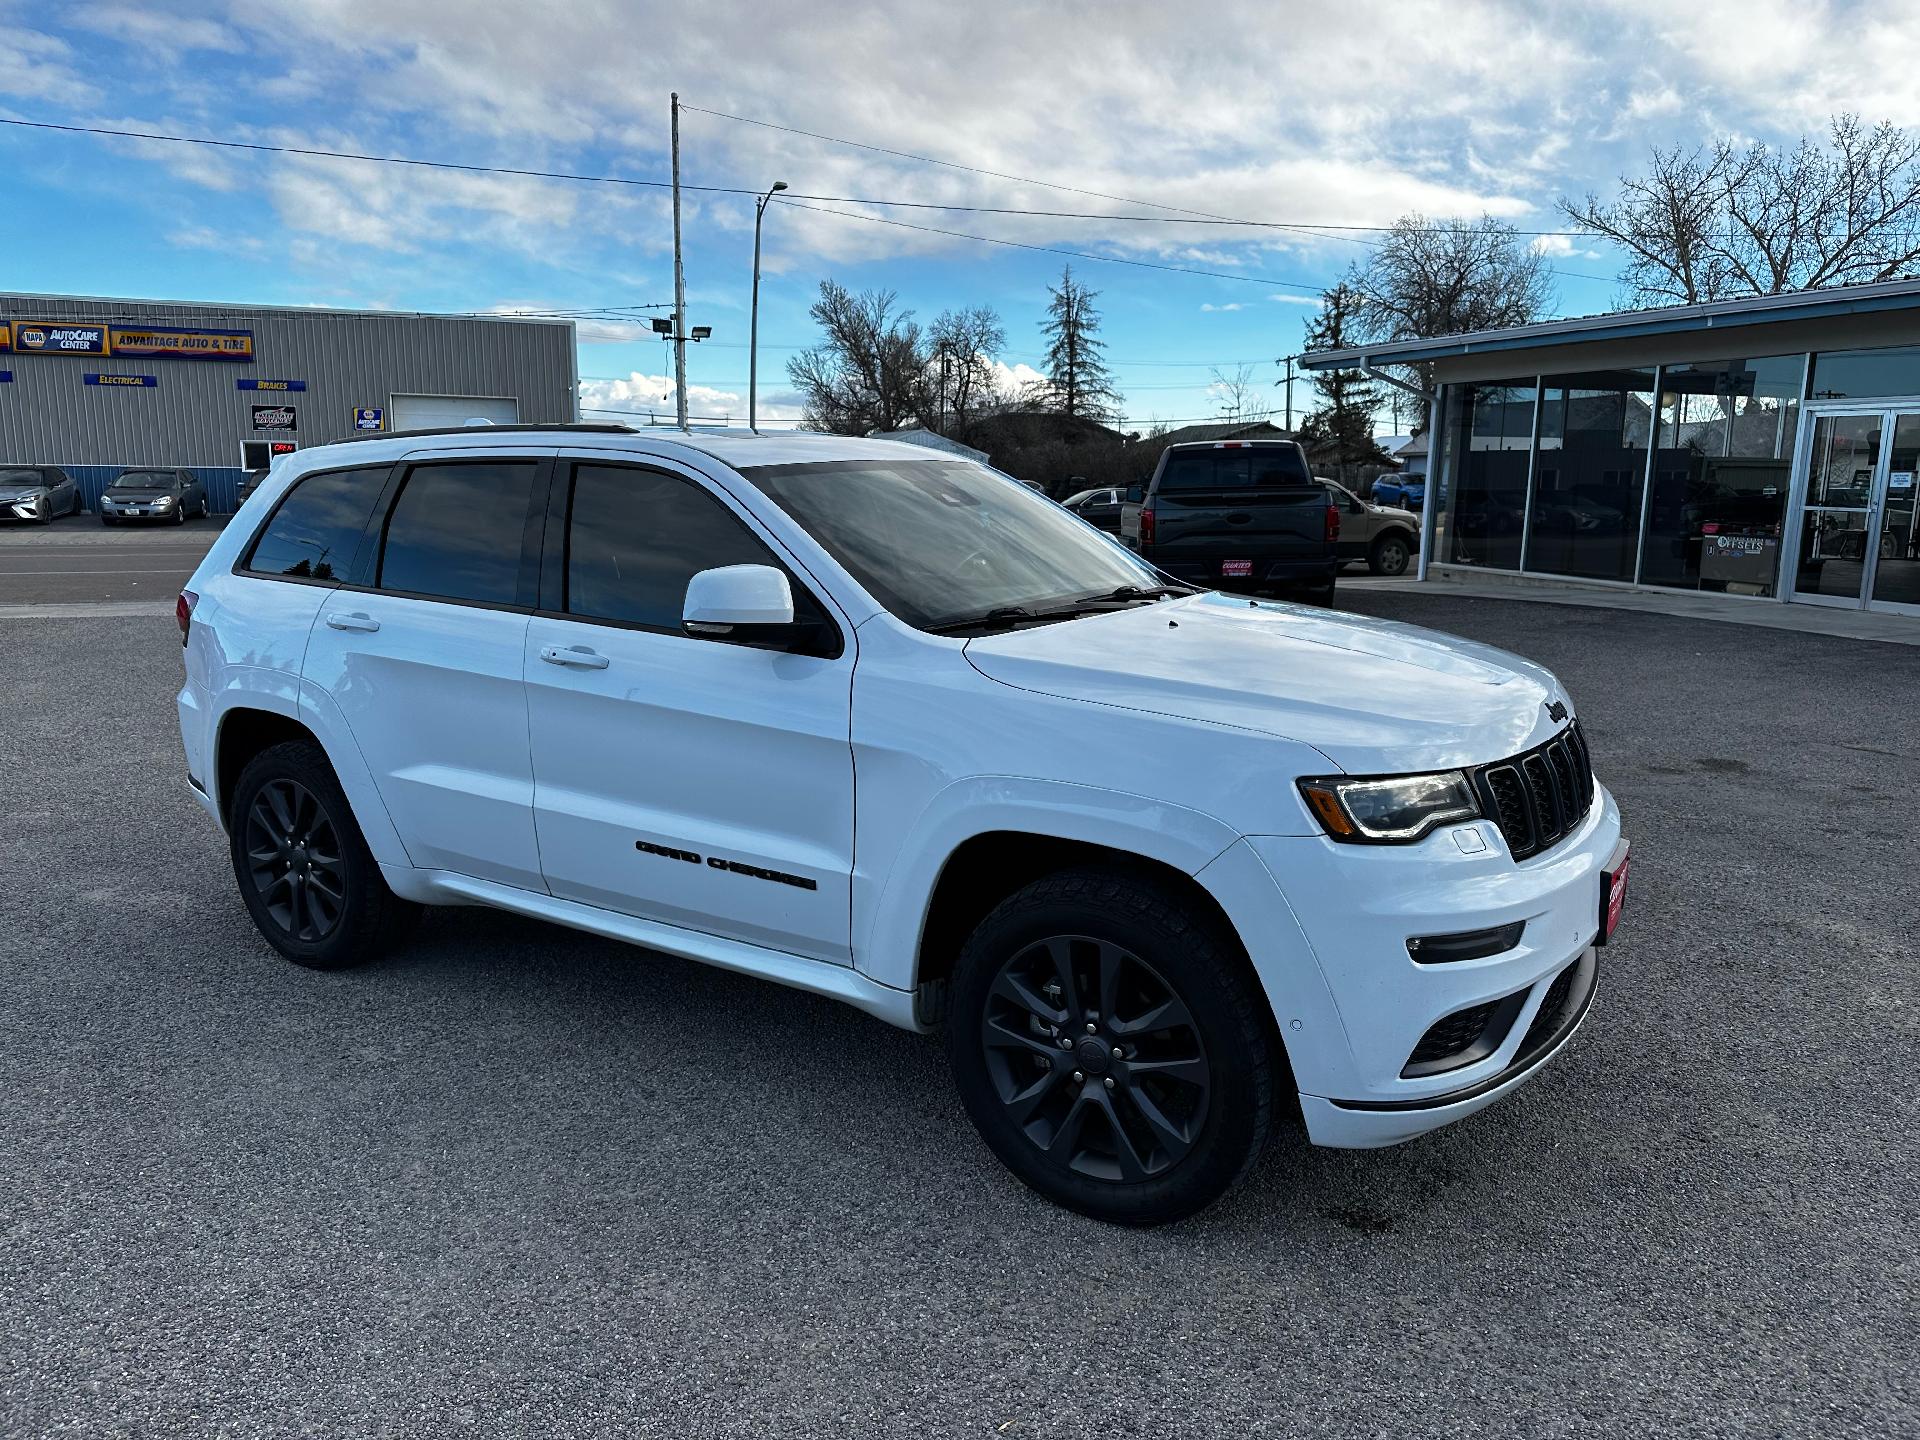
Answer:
xmin=1345 ymin=570 xmax=1920 ymax=646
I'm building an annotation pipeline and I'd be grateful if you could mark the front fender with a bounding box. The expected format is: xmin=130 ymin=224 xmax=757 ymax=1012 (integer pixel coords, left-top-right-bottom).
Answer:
xmin=854 ymin=774 xmax=1241 ymax=993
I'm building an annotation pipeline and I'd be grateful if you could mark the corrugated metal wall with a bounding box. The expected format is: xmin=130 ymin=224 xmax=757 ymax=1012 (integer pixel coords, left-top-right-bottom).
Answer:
xmin=0 ymin=295 xmax=576 ymax=512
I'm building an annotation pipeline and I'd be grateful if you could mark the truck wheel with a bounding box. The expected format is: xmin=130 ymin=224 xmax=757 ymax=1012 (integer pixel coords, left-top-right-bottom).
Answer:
xmin=1369 ymin=533 xmax=1412 ymax=576
xmin=947 ymin=867 xmax=1278 ymax=1225
xmin=228 ymin=739 xmax=420 ymax=970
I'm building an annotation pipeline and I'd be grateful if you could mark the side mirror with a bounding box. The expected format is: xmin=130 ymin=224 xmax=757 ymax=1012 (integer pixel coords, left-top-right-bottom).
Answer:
xmin=683 ymin=564 xmax=797 ymax=641
xmin=1125 ymin=484 xmax=1144 ymax=504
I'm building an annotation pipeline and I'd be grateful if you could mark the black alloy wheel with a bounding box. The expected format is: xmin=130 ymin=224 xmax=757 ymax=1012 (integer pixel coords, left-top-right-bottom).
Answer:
xmin=948 ymin=867 xmax=1278 ymax=1225
xmin=227 ymin=739 xmax=419 ymax=969
xmin=982 ymin=935 xmax=1210 ymax=1184
xmin=242 ymin=778 xmax=347 ymax=943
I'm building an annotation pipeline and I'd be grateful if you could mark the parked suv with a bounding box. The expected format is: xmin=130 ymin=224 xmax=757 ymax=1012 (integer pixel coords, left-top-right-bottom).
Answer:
xmin=178 ymin=426 xmax=1628 ymax=1224
xmin=1120 ymin=439 xmax=1339 ymax=599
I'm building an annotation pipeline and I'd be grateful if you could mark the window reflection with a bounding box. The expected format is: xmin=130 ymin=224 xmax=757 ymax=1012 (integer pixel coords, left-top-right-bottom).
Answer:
xmin=1810 ymin=344 xmax=1920 ymax=402
xmin=1522 ymin=371 xmax=1653 ymax=581
xmin=1444 ymin=380 xmax=1535 ymax=569
xmin=1641 ymin=356 xmax=1803 ymax=596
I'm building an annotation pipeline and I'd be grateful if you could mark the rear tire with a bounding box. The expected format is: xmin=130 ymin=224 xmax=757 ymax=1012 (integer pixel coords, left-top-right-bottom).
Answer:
xmin=227 ymin=739 xmax=420 ymax=970
xmin=947 ymin=866 xmax=1278 ymax=1225
xmin=1368 ymin=533 xmax=1412 ymax=576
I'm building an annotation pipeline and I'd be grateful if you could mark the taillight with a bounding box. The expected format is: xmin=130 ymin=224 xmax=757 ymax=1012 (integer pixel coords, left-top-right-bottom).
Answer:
xmin=1325 ymin=503 xmax=1341 ymax=543
xmin=1139 ymin=506 xmax=1156 ymax=547
xmin=177 ymin=589 xmax=197 ymax=646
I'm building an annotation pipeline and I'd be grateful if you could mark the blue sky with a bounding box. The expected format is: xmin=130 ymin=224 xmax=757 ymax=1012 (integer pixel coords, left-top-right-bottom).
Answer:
xmin=5 ymin=0 xmax=1917 ymax=429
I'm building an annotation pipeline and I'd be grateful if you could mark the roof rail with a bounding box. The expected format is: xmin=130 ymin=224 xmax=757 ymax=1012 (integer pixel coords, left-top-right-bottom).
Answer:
xmin=330 ymin=421 xmax=637 ymax=444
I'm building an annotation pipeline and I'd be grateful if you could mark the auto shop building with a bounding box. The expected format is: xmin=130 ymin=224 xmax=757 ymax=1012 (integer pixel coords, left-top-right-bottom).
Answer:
xmin=1303 ymin=277 xmax=1920 ymax=620
xmin=0 ymin=293 xmax=577 ymax=513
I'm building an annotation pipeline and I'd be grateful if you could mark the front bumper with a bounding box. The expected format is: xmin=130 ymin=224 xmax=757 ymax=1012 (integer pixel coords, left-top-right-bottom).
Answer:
xmin=1219 ymin=781 xmax=1622 ymax=1145
xmin=4 ymin=497 xmax=46 ymax=519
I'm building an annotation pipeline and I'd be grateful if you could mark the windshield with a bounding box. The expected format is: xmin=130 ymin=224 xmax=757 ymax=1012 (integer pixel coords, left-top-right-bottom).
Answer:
xmin=739 ymin=458 xmax=1164 ymax=630
xmin=112 ymin=471 xmax=174 ymax=490
xmin=0 ymin=469 xmax=43 ymax=487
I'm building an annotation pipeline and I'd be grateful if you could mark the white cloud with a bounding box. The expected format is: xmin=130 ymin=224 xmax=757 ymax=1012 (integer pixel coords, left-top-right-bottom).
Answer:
xmin=66 ymin=4 xmax=240 ymax=57
xmin=1269 ymin=294 xmax=1323 ymax=307
xmin=1199 ymin=302 xmax=1248 ymax=312
xmin=577 ymin=372 xmax=805 ymax=426
xmin=988 ymin=359 xmax=1048 ymax=397
xmin=1530 ymin=233 xmax=1603 ymax=260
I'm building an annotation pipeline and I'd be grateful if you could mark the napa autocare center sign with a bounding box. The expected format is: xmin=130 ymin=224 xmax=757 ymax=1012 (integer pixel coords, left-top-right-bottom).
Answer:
xmin=0 ymin=320 xmax=255 ymax=361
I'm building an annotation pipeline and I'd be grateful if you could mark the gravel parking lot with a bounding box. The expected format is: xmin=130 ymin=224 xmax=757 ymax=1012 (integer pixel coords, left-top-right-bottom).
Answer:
xmin=1 ymin=593 xmax=1913 ymax=1438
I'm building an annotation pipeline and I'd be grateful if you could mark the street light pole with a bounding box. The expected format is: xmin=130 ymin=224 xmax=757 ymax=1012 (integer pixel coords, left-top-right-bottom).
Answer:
xmin=749 ymin=180 xmax=787 ymax=432
xmin=670 ymin=92 xmax=689 ymax=430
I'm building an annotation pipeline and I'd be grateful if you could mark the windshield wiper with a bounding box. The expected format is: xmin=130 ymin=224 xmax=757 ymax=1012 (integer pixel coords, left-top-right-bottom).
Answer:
xmin=923 ymin=605 xmax=1045 ymax=635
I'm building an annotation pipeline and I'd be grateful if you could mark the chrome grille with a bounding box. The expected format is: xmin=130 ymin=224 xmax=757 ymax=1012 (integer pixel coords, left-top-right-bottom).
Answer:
xmin=1473 ymin=723 xmax=1595 ymax=861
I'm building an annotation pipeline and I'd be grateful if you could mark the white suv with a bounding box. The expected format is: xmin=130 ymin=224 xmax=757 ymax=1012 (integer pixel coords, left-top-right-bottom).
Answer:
xmin=177 ymin=425 xmax=1629 ymax=1224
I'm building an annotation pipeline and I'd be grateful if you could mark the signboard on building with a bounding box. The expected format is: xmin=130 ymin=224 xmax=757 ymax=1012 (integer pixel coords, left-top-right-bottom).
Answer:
xmin=108 ymin=325 xmax=254 ymax=361
xmin=351 ymin=407 xmax=386 ymax=431
xmin=0 ymin=320 xmax=254 ymax=360
xmin=84 ymin=373 xmax=157 ymax=387
xmin=269 ymin=441 xmax=297 ymax=457
xmin=251 ymin=404 xmax=298 ymax=431
xmin=17 ymin=322 xmax=108 ymax=355
xmin=238 ymin=379 xmax=307 ymax=392
xmin=1699 ymin=532 xmax=1780 ymax=594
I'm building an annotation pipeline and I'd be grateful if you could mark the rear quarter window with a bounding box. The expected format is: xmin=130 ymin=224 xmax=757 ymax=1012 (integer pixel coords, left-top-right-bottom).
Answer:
xmin=1157 ymin=447 xmax=1312 ymax=490
xmin=244 ymin=466 xmax=390 ymax=582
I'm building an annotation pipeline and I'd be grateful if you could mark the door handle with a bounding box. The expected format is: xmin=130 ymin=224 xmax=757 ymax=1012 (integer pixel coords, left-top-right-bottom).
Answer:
xmin=324 ymin=611 xmax=380 ymax=633
xmin=540 ymin=644 xmax=610 ymax=670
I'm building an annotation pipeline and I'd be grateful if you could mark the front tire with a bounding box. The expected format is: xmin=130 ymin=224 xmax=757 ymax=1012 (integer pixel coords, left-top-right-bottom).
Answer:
xmin=948 ymin=867 xmax=1278 ymax=1225
xmin=227 ymin=740 xmax=419 ymax=970
xmin=1369 ymin=533 xmax=1412 ymax=576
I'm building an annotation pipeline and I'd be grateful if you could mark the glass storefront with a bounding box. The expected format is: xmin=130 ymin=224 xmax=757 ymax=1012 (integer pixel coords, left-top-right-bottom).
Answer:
xmin=1641 ymin=356 xmax=1804 ymax=595
xmin=1442 ymin=379 xmax=1535 ymax=570
xmin=1433 ymin=350 xmax=1832 ymax=599
xmin=1522 ymin=370 xmax=1653 ymax=582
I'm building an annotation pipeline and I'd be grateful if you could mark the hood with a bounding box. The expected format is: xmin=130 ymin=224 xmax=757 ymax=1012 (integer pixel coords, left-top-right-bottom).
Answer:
xmin=1370 ymin=503 xmax=1419 ymax=525
xmin=963 ymin=591 xmax=1571 ymax=774
xmin=0 ymin=485 xmax=45 ymax=502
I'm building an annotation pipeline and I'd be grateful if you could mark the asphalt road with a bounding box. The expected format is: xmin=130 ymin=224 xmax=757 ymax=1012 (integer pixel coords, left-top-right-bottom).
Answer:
xmin=1 ymin=595 xmax=1914 ymax=1438
xmin=0 ymin=513 xmax=225 ymax=606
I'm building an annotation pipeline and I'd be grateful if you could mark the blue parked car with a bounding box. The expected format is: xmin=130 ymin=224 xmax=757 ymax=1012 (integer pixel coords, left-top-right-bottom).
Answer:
xmin=1370 ymin=472 xmax=1425 ymax=510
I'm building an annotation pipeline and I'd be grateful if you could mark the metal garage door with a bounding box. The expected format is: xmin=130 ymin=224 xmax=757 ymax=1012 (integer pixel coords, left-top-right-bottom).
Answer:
xmin=390 ymin=394 xmax=521 ymax=431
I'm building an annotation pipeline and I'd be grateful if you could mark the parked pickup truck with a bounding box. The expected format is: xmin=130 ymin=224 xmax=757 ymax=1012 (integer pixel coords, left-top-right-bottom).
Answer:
xmin=1121 ymin=439 xmax=1339 ymax=600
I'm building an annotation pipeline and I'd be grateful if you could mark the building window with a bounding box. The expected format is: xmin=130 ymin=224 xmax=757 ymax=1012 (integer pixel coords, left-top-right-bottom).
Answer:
xmin=1522 ymin=370 xmax=1654 ymax=582
xmin=1444 ymin=379 xmax=1536 ymax=569
xmin=1809 ymin=344 xmax=1920 ymax=401
xmin=1641 ymin=355 xmax=1804 ymax=596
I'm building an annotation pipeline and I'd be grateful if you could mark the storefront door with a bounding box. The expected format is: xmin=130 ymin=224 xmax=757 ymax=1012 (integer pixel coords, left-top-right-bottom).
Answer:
xmin=1787 ymin=408 xmax=1920 ymax=613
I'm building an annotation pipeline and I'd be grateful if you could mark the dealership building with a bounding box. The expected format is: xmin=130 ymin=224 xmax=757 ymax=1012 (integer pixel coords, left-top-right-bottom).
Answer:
xmin=0 ymin=293 xmax=577 ymax=513
xmin=1305 ymin=277 xmax=1920 ymax=621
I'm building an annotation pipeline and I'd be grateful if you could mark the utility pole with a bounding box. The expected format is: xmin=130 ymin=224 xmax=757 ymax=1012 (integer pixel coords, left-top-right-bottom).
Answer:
xmin=1282 ymin=355 xmax=1295 ymax=430
xmin=670 ymin=92 xmax=689 ymax=430
xmin=749 ymin=179 xmax=787 ymax=433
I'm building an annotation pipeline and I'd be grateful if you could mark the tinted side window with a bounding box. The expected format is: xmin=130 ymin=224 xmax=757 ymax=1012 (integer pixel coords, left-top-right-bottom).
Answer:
xmin=245 ymin=466 xmax=390 ymax=581
xmin=378 ymin=461 xmax=538 ymax=606
xmin=1157 ymin=446 xmax=1312 ymax=490
xmin=566 ymin=464 xmax=786 ymax=630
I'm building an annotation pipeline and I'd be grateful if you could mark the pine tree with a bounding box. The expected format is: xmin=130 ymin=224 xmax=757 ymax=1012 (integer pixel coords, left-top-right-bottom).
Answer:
xmin=1039 ymin=266 xmax=1120 ymax=420
xmin=1298 ymin=282 xmax=1389 ymax=480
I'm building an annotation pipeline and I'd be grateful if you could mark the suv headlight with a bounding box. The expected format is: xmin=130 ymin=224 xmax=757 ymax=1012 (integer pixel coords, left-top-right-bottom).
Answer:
xmin=1297 ymin=770 xmax=1480 ymax=844
xmin=154 ymin=495 xmax=175 ymax=508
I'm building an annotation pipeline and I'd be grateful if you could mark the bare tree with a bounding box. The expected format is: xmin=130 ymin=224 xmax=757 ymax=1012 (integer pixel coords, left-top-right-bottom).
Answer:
xmin=786 ymin=282 xmax=929 ymax=434
xmin=926 ymin=304 xmax=1007 ymax=433
xmin=1562 ymin=115 xmax=1920 ymax=306
xmin=1039 ymin=266 xmax=1121 ymax=420
xmin=1343 ymin=215 xmax=1551 ymax=384
xmin=1209 ymin=364 xmax=1269 ymax=424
